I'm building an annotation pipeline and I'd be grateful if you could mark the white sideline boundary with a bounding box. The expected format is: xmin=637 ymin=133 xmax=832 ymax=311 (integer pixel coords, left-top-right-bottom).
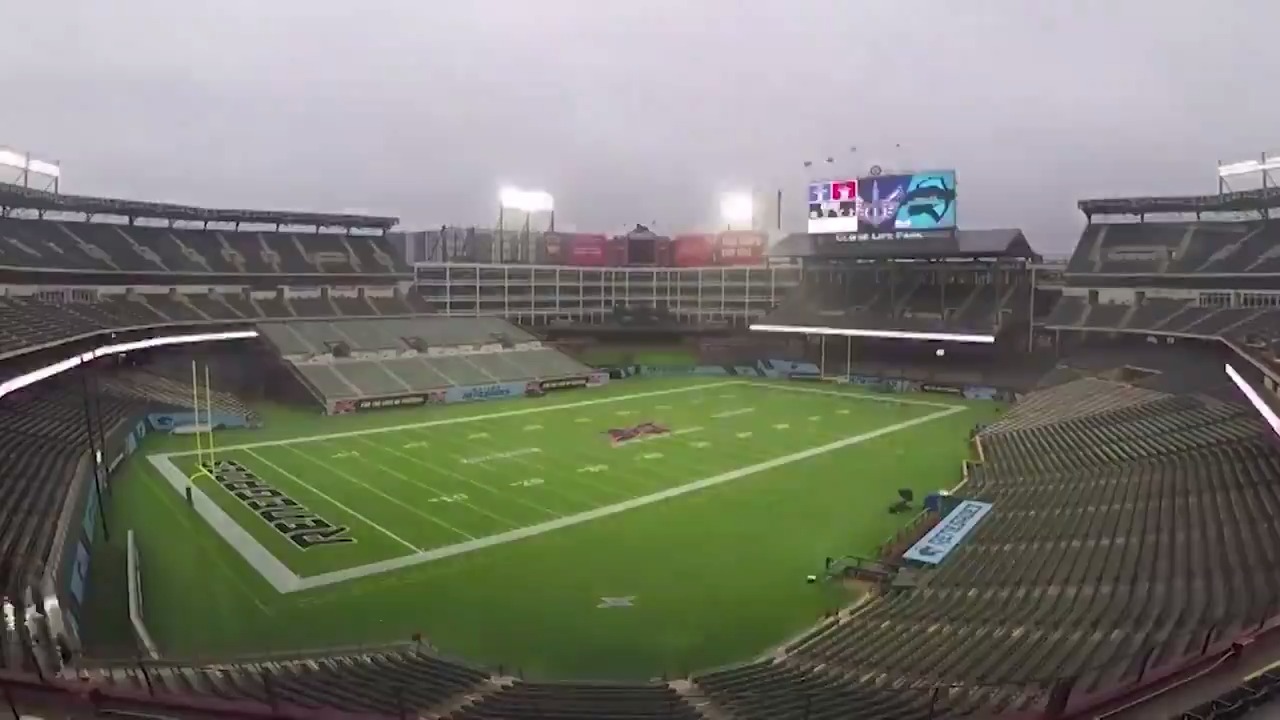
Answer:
xmin=146 ymin=380 xmax=967 ymax=594
xmin=164 ymin=380 xmax=736 ymax=456
xmin=148 ymin=456 xmax=301 ymax=593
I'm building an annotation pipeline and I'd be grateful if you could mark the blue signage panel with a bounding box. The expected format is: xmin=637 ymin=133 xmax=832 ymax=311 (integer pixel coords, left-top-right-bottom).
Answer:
xmin=902 ymin=499 xmax=992 ymax=565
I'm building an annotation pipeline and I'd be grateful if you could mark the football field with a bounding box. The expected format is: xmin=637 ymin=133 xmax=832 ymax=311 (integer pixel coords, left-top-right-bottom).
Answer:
xmin=90 ymin=377 xmax=999 ymax=678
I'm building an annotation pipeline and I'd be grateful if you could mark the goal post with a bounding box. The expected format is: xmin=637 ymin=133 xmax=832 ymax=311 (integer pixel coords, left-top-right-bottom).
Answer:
xmin=180 ymin=361 xmax=218 ymax=481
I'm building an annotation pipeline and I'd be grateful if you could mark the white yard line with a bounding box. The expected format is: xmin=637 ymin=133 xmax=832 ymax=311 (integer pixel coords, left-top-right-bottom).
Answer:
xmin=278 ymin=446 xmax=479 ymax=542
xmin=335 ymin=440 xmax=525 ymax=526
xmin=287 ymin=405 xmax=965 ymax=592
xmin=166 ymin=381 xmax=737 ymax=456
xmin=246 ymin=449 xmax=428 ymax=552
xmin=354 ymin=435 xmax=563 ymax=521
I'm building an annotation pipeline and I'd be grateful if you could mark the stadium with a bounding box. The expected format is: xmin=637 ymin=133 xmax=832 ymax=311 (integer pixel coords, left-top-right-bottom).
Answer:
xmin=0 ymin=147 xmax=1278 ymax=720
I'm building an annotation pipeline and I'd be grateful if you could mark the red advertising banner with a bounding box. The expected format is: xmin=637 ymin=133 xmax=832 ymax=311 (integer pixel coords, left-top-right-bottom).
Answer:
xmin=716 ymin=231 xmax=767 ymax=266
xmin=539 ymin=232 xmax=566 ymax=264
xmin=567 ymin=234 xmax=609 ymax=267
xmin=673 ymin=234 xmax=716 ymax=267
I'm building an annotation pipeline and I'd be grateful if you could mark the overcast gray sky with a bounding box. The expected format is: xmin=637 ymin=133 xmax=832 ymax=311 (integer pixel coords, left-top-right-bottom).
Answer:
xmin=2 ymin=0 xmax=1276 ymax=251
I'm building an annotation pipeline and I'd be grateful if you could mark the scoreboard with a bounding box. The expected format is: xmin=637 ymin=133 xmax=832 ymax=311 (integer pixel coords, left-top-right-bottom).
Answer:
xmin=809 ymin=169 xmax=958 ymax=241
xmin=807 ymin=178 xmax=860 ymax=234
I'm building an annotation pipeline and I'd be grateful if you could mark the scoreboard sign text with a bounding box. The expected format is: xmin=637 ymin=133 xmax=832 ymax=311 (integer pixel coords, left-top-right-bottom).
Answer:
xmin=807 ymin=179 xmax=859 ymax=234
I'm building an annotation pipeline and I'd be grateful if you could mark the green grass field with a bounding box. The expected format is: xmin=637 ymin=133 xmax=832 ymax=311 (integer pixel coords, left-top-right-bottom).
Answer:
xmin=83 ymin=377 xmax=999 ymax=679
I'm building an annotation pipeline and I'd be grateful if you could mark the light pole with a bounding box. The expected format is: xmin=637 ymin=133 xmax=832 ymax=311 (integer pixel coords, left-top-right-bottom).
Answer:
xmin=497 ymin=187 xmax=555 ymax=263
xmin=0 ymin=146 xmax=61 ymax=193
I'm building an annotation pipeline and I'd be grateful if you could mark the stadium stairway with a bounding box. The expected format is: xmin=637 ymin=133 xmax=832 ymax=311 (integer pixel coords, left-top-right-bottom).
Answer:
xmin=420 ymin=677 xmax=509 ymax=719
xmin=669 ymin=680 xmax=732 ymax=720
xmin=445 ymin=681 xmax=706 ymax=720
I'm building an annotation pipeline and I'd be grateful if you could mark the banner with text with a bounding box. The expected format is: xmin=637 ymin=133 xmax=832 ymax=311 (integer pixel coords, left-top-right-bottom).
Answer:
xmin=330 ymin=376 xmax=607 ymax=414
xmin=903 ymin=500 xmax=992 ymax=565
xmin=149 ymin=412 xmax=251 ymax=432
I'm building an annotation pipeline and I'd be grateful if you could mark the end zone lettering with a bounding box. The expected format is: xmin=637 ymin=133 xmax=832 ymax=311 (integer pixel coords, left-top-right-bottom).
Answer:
xmin=204 ymin=460 xmax=356 ymax=550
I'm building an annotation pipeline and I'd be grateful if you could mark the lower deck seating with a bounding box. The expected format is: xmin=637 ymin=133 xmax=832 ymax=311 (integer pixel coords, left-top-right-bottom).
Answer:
xmin=98 ymin=370 xmax=254 ymax=422
xmin=264 ymin=317 xmax=592 ymax=404
xmin=0 ymin=387 xmax=144 ymax=602
xmin=80 ymin=648 xmax=489 ymax=717
xmin=695 ymin=661 xmax=937 ymax=720
xmin=449 ymin=682 xmax=703 ymax=720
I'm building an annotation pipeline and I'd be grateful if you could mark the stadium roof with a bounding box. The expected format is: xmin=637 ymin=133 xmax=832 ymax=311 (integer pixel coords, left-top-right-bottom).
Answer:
xmin=770 ymin=229 xmax=1037 ymax=261
xmin=0 ymin=183 xmax=399 ymax=229
xmin=1079 ymin=186 xmax=1280 ymax=217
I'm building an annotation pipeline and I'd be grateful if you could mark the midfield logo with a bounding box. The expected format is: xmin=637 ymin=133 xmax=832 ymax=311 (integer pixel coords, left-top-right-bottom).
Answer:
xmin=597 ymin=596 xmax=636 ymax=608
xmin=605 ymin=422 xmax=670 ymax=446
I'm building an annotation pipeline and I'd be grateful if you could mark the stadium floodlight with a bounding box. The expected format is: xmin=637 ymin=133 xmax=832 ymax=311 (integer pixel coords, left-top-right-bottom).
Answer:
xmin=0 ymin=146 xmax=61 ymax=193
xmin=749 ymin=322 xmax=996 ymax=344
xmin=1225 ymin=363 xmax=1280 ymax=438
xmin=499 ymin=187 xmax=555 ymax=213
xmin=497 ymin=186 xmax=556 ymax=262
xmin=719 ymin=192 xmax=754 ymax=227
xmin=1217 ymin=157 xmax=1280 ymax=178
xmin=0 ymin=148 xmax=60 ymax=178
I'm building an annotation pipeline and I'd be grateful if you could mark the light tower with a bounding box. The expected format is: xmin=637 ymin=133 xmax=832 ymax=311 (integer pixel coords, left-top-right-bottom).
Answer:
xmin=0 ymin=147 xmax=61 ymax=193
xmin=719 ymin=192 xmax=754 ymax=231
xmin=497 ymin=187 xmax=554 ymax=263
xmin=1217 ymin=152 xmax=1280 ymax=219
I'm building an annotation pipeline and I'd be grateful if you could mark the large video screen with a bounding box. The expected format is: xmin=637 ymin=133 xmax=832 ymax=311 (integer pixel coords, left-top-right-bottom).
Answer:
xmin=856 ymin=170 xmax=957 ymax=233
xmin=807 ymin=179 xmax=859 ymax=234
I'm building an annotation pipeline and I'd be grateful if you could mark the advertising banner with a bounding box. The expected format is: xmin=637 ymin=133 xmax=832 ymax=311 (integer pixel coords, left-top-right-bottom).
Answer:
xmin=920 ymin=382 xmax=964 ymax=395
xmin=717 ymin=231 xmax=767 ymax=265
xmin=963 ymin=385 xmax=999 ymax=401
xmin=539 ymin=376 xmax=589 ymax=392
xmin=854 ymin=170 xmax=957 ymax=236
xmin=452 ymin=383 xmax=521 ymax=403
xmin=354 ymin=395 xmax=426 ymax=411
xmin=540 ymin=232 xmax=567 ymax=264
xmin=336 ymin=375 xmax=604 ymax=413
xmin=893 ymin=379 xmax=922 ymax=393
xmin=148 ymin=412 xmax=250 ymax=431
xmin=567 ymin=234 xmax=610 ymax=267
xmin=673 ymin=234 xmax=716 ymax=267
xmin=761 ymin=360 xmax=822 ymax=378
xmin=903 ymin=500 xmax=992 ymax=565
xmin=808 ymin=179 xmax=859 ymax=234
